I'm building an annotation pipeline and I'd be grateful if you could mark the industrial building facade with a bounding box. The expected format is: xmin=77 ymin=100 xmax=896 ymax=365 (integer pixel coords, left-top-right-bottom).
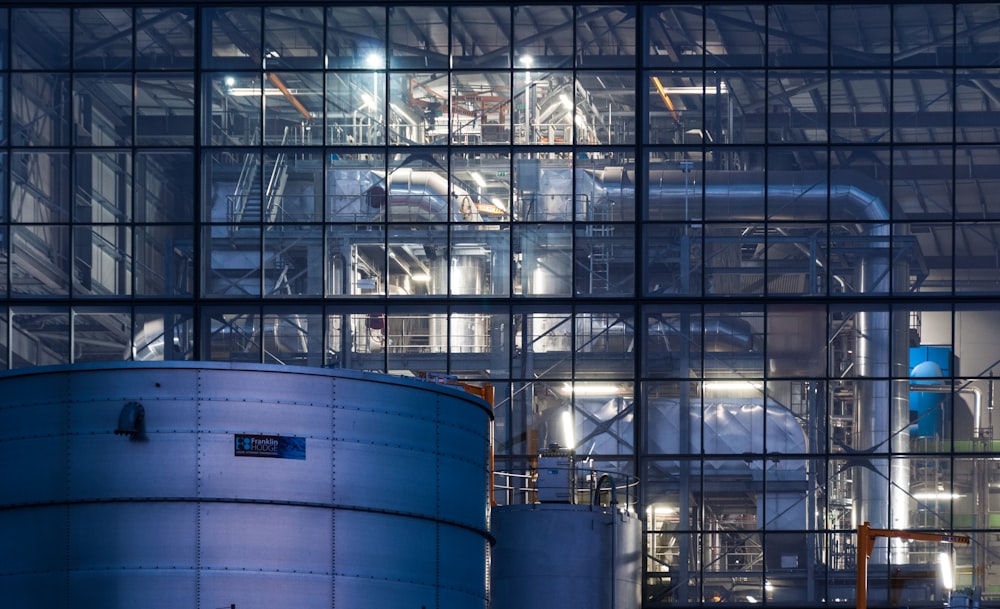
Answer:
xmin=2 ymin=2 xmax=1000 ymax=606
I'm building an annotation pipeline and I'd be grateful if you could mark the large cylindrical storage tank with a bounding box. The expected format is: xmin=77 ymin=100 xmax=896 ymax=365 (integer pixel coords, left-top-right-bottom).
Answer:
xmin=0 ymin=362 xmax=493 ymax=609
xmin=491 ymin=503 xmax=642 ymax=609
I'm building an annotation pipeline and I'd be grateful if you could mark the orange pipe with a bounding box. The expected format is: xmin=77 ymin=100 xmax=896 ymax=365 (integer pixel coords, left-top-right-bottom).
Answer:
xmin=267 ymin=73 xmax=313 ymax=122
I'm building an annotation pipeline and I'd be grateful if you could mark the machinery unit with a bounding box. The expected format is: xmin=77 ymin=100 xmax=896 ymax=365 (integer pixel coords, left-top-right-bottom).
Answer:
xmin=0 ymin=362 xmax=493 ymax=609
xmin=492 ymin=452 xmax=642 ymax=609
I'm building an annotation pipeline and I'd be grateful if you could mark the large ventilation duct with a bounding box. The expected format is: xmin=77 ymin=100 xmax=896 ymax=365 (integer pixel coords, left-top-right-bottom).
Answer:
xmin=586 ymin=168 xmax=906 ymax=557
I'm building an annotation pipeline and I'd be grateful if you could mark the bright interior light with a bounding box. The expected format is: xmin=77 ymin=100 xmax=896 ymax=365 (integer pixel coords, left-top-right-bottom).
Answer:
xmin=913 ymin=491 xmax=965 ymax=500
xmin=224 ymin=76 xmax=236 ymax=87
xmin=228 ymin=87 xmax=294 ymax=97
xmin=560 ymin=93 xmax=573 ymax=110
xmin=562 ymin=410 xmax=575 ymax=449
xmin=365 ymin=52 xmax=383 ymax=69
xmin=703 ymin=380 xmax=763 ymax=391
xmin=410 ymin=273 xmax=430 ymax=283
xmin=559 ymin=383 xmax=621 ymax=396
xmin=519 ymin=55 xmax=533 ymax=67
xmin=657 ymin=84 xmax=728 ymax=95
xmin=940 ymin=551 xmax=954 ymax=590
xmin=360 ymin=92 xmax=377 ymax=110
xmin=746 ymin=595 xmax=758 ymax=604
xmin=470 ymin=172 xmax=487 ymax=188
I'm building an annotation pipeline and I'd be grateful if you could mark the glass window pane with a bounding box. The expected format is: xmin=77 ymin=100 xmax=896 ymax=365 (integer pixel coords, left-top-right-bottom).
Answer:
xmin=514 ymin=5 xmax=574 ymax=69
xmin=451 ymin=72 xmax=511 ymax=145
xmin=645 ymin=224 xmax=702 ymax=296
xmin=204 ymin=150 xmax=258 ymax=223
xmin=831 ymin=4 xmax=891 ymax=67
xmin=264 ymin=7 xmax=323 ymax=70
xmin=326 ymin=224 xmax=385 ymax=297
xmin=575 ymin=223 xmax=635 ymax=297
xmin=957 ymin=3 xmax=1000 ymax=66
xmin=955 ymin=147 xmax=1000 ymax=219
xmin=203 ymin=7 xmax=262 ymax=70
xmin=74 ymin=8 xmax=132 ymax=71
xmin=132 ymin=308 xmax=194 ymax=361
xmin=74 ymin=151 xmax=131 ymax=224
xmin=387 ymin=153 xmax=450 ymax=222
xmin=11 ymin=307 xmax=70 ymax=367
xmin=134 ymin=225 xmax=194 ymax=297
xmin=263 ymin=225 xmax=323 ymax=297
xmin=452 ymin=6 xmax=511 ymax=69
xmin=136 ymin=74 xmax=195 ymax=146
xmin=705 ymin=5 xmax=765 ymax=68
xmin=13 ymin=8 xmax=70 ymax=70
xmin=136 ymin=151 xmax=193 ymax=223
xmin=577 ymin=5 xmax=636 ymax=68
xmin=389 ymin=6 xmax=448 ymax=70
xmin=766 ymin=223 xmax=828 ymax=296
xmin=136 ymin=7 xmax=195 ymax=70
xmin=515 ymin=225 xmax=572 ymax=296
xmin=449 ymin=305 xmax=509 ymax=378
xmin=389 ymin=72 xmax=448 ymax=145
xmin=202 ymin=225 xmax=261 ymax=297
xmin=262 ymin=72 xmax=322 ymax=145
xmin=326 ymin=6 xmax=386 ymax=69
xmin=830 ymin=70 xmax=891 ymax=143
xmin=954 ymin=223 xmax=1000 ymax=294
xmin=203 ymin=73 xmax=262 ymax=146
xmin=894 ymin=71 xmax=953 ymax=143
xmin=452 ymin=224 xmax=510 ymax=297
xmin=327 ymin=152 xmax=385 ymax=222
xmin=73 ymin=225 xmax=131 ymax=296
xmin=577 ymin=71 xmax=635 ymax=145
xmin=11 ymin=73 xmax=72 ymax=147
xmin=326 ymin=72 xmax=386 ymax=145
xmin=893 ymin=3 xmax=954 ymax=66
xmin=263 ymin=150 xmax=322 ymax=223
xmin=768 ymin=71 xmax=829 ymax=143
xmin=72 ymin=308 xmax=131 ymax=362
xmin=203 ymin=308 xmax=261 ymax=361
xmin=513 ymin=153 xmax=573 ymax=221
xmin=11 ymin=225 xmax=71 ymax=296
xmin=73 ymin=74 xmax=132 ymax=146
xmin=12 ymin=151 xmax=71 ymax=223
xmin=262 ymin=307 xmax=322 ymax=366
xmin=768 ymin=5 xmax=828 ymax=67
xmin=646 ymin=4 xmax=703 ymax=68
xmin=452 ymin=151 xmax=510 ymax=221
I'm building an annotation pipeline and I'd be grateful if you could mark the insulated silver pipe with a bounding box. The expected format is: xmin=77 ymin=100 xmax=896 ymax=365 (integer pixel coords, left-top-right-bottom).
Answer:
xmin=588 ymin=167 xmax=903 ymax=558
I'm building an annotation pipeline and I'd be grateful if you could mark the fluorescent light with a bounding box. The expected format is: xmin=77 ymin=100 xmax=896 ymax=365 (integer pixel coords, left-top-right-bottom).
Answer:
xmin=940 ymin=551 xmax=954 ymax=590
xmin=470 ymin=172 xmax=487 ymax=188
xmin=656 ymin=84 xmax=728 ymax=95
xmin=703 ymin=380 xmax=763 ymax=391
xmin=913 ymin=491 xmax=965 ymax=500
xmin=228 ymin=87 xmax=299 ymax=97
xmin=519 ymin=55 xmax=533 ymax=68
xmin=562 ymin=410 xmax=575 ymax=449
xmin=560 ymin=383 xmax=621 ymax=396
xmin=410 ymin=273 xmax=430 ymax=283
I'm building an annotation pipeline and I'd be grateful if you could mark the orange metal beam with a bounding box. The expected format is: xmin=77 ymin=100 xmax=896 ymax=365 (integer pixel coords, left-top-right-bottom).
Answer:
xmin=856 ymin=522 xmax=970 ymax=609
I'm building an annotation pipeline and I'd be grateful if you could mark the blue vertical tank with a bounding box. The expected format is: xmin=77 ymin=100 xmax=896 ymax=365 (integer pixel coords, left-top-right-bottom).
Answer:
xmin=0 ymin=362 xmax=493 ymax=609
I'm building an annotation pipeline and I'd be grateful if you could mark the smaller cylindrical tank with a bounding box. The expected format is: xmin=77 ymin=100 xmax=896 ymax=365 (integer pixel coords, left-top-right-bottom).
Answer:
xmin=491 ymin=503 xmax=642 ymax=609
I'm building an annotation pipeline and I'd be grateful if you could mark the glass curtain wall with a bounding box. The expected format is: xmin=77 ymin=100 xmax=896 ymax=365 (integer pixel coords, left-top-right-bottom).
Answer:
xmin=3 ymin=3 xmax=1000 ymax=607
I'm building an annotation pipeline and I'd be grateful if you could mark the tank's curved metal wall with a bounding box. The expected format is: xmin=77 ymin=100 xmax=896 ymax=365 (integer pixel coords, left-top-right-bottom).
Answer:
xmin=0 ymin=362 xmax=492 ymax=609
